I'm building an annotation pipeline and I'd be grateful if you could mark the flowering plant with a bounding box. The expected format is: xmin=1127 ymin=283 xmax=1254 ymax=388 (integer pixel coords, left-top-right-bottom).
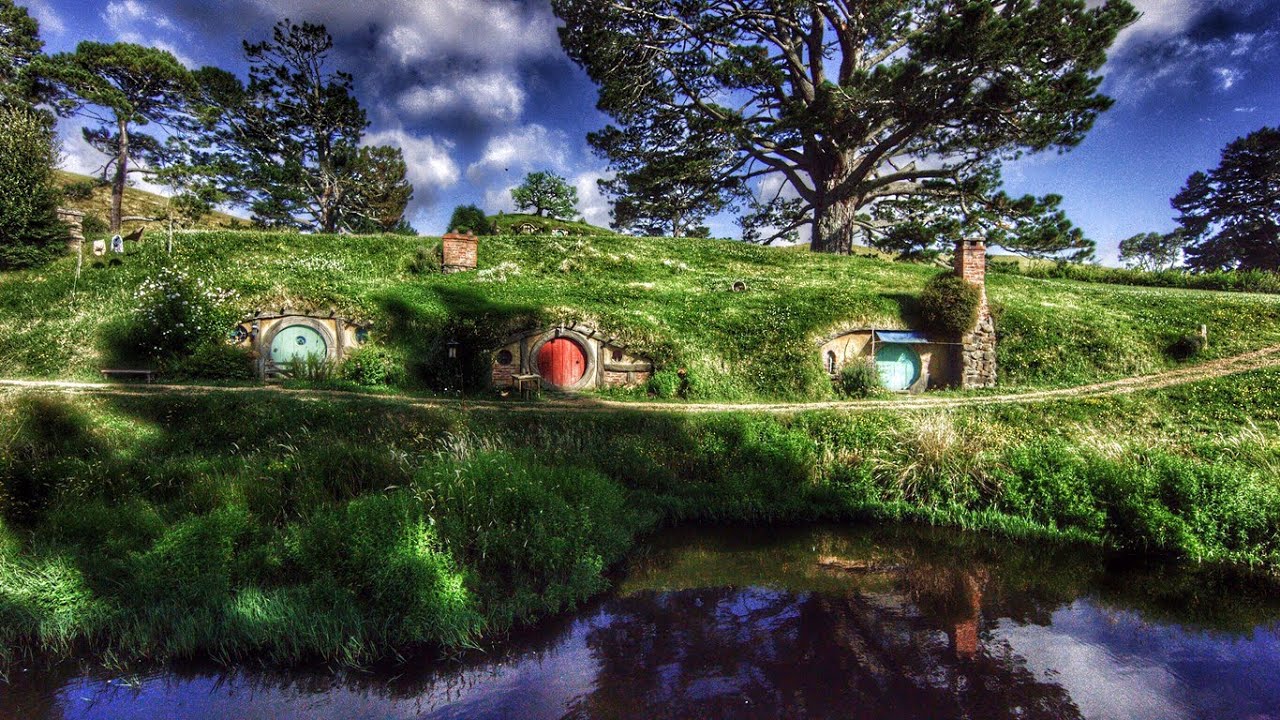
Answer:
xmin=132 ymin=266 xmax=238 ymax=362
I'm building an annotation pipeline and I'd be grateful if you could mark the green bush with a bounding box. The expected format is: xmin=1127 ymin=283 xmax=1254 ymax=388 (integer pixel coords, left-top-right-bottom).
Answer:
xmin=341 ymin=344 xmax=407 ymax=387
xmin=288 ymin=493 xmax=480 ymax=647
xmin=402 ymin=243 xmax=441 ymax=274
xmin=81 ymin=214 xmax=109 ymax=238
xmin=446 ymin=204 xmax=490 ymax=235
xmin=128 ymin=266 xmax=238 ymax=367
xmin=1168 ymin=332 xmax=1206 ymax=361
xmin=989 ymin=260 xmax=1280 ymax=295
xmin=421 ymin=452 xmax=633 ymax=625
xmin=63 ymin=179 xmax=100 ymax=201
xmin=838 ymin=359 xmax=882 ymax=398
xmin=918 ymin=273 xmax=981 ymax=338
xmin=170 ymin=342 xmax=256 ymax=380
xmin=0 ymin=106 xmax=65 ymax=270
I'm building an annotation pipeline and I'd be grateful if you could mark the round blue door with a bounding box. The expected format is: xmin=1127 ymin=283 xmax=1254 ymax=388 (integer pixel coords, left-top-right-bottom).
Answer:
xmin=270 ymin=325 xmax=327 ymax=365
xmin=875 ymin=344 xmax=921 ymax=392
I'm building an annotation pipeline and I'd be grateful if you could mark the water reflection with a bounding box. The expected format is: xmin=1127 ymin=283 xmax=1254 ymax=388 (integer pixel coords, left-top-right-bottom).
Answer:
xmin=3 ymin=524 xmax=1279 ymax=719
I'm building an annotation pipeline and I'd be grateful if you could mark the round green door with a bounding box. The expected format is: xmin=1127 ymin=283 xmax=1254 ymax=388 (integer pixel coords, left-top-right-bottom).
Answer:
xmin=875 ymin=343 xmax=921 ymax=392
xmin=270 ymin=325 xmax=327 ymax=365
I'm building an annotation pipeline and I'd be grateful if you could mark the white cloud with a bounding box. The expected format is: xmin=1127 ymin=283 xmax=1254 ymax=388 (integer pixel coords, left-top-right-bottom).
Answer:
xmin=102 ymin=1 xmax=197 ymax=67
xmin=23 ymin=0 xmax=64 ymax=35
xmin=398 ymin=72 xmax=526 ymax=123
xmin=483 ymin=184 xmax=519 ymax=214
xmin=362 ymin=128 xmax=461 ymax=209
xmin=573 ymin=171 xmax=613 ymax=227
xmin=1102 ymin=0 xmax=1203 ymax=54
xmin=466 ymin=124 xmax=570 ymax=182
xmin=247 ymin=0 xmax=559 ymax=67
xmin=1214 ymin=66 xmax=1240 ymax=89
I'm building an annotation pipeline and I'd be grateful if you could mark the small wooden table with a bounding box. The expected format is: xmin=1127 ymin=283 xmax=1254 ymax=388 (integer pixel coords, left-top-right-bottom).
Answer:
xmin=513 ymin=373 xmax=542 ymax=400
xmin=100 ymin=368 xmax=156 ymax=384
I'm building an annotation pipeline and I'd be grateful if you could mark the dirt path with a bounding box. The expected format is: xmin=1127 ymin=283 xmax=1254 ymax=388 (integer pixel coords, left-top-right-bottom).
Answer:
xmin=3 ymin=346 xmax=1279 ymax=415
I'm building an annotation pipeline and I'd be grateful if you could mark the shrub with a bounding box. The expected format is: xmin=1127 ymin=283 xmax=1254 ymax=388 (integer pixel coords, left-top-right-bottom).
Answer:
xmin=284 ymin=354 xmax=335 ymax=382
xmin=918 ymin=273 xmax=981 ymax=338
xmin=838 ymin=359 xmax=883 ymax=398
xmin=170 ymin=342 xmax=256 ymax=381
xmin=63 ymin=179 xmax=100 ymax=201
xmin=0 ymin=106 xmax=65 ymax=270
xmin=1168 ymin=332 xmax=1206 ymax=361
xmin=341 ymin=344 xmax=407 ymax=387
xmin=403 ymin=243 xmax=441 ymax=274
xmin=81 ymin=214 xmax=109 ymax=238
xmin=129 ymin=266 xmax=238 ymax=367
xmin=447 ymin=204 xmax=490 ymax=235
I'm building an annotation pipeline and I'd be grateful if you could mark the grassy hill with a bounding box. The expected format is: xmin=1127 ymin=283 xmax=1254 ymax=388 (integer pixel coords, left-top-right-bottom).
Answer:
xmin=3 ymin=229 xmax=1280 ymax=399
xmin=488 ymin=212 xmax=617 ymax=237
xmin=55 ymin=171 xmax=244 ymax=236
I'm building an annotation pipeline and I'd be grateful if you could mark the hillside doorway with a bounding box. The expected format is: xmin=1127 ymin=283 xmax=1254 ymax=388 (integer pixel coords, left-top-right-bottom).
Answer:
xmin=538 ymin=337 xmax=587 ymax=388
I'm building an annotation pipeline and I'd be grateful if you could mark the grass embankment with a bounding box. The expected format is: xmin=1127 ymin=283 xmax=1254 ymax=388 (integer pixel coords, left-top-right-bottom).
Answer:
xmin=54 ymin=171 xmax=244 ymax=236
xmin=488 ymin=212 xmax=617 ymax=237
xmin=2 ymin=366 xmax=1279 ymax=667
xmin=4 ymin=230 xmax=1280 ymax=398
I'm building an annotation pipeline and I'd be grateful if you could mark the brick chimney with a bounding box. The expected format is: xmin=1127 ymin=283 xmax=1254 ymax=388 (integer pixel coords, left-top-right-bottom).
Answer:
xmin=441 ymin=231 xmax=478 ymax=274
xmin=955 ymin=239 xmax=996 ymax=389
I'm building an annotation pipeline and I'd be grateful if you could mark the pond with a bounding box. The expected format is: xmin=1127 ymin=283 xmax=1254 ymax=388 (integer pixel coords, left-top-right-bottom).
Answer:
xmin=3 ymin=524 xmax=1279 ymax=719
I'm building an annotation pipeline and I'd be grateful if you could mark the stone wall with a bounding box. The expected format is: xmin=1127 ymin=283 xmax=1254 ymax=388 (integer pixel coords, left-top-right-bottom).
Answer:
xmin=955 ymin=239 xmax=997 ymax=389
xmin=57 ymin=208 xmax=85 ymax=253
xmin=442 ymin=232 xmax=478 ymax=273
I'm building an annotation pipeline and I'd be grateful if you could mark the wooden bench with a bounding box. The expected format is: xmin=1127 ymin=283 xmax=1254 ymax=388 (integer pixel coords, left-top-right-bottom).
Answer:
xmin=100 ymin=368 xmax=156 ymax=384
xmin=513 ymin=373 xmax=542 ymax=400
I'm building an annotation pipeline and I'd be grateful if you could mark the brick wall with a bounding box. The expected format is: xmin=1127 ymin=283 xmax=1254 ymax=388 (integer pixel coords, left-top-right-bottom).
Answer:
xmin=442 ymin=232 xmax=478 ymax=273
xmin=955 ymin=239 xmax=997 ymax=389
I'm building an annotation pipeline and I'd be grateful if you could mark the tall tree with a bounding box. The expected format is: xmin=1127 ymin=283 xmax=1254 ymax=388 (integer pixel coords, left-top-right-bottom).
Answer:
xmin=1174 ymin=127 xmax=1280 ymax=272
xmin=592 ymin=110 xmax=742 ymax=237
xmin=0 ymin=0 xmax=43 ymax=108
xmin=554 ymin=0 xmax=1137 ymax=254
xmin=0 ymin=105 xmax=64 ymax=269
xmin=447 ymin=204 xmax=491 ymax=235
xmin=39 ymin=43 xmax=194 ymax=231
xmin=512 ymin=171 xmax=578 ymax=219
xmin=1118 ymin=230 xmax=1187 ymax=272
xmin=205 ymin=20 xmax=369 ymax=232
xmin=344 ymin=145 xmax=413 ymax=233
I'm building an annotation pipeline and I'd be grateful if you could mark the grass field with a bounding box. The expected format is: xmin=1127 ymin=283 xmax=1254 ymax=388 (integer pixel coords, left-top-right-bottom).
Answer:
xmin=3 ymin=229 xmax=1280 ymax=400
xmin=2 ymin=364 xmax=1278 ymax=668
xmin=54 ymin=171 xmax=245 ymax=237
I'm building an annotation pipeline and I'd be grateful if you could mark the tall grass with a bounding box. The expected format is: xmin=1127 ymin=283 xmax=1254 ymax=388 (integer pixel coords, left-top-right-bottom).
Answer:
xmin=3 ymin=367 xmax=1280 ymax=667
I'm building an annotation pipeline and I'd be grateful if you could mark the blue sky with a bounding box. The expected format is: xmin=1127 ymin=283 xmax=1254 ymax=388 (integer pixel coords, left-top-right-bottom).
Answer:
xmin=18 ymin=0 xmax=1280 ymax=264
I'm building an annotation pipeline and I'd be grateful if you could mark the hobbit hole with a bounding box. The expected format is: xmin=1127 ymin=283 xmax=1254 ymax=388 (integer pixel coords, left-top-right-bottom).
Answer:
xmin=230 ymin=312 xmax=369 ymax=378
xmin=490 ymin=325 xmax=655 ymax=391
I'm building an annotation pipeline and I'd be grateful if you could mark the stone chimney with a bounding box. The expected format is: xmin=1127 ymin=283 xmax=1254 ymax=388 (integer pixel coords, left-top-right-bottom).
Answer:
xmin=441 ymin=231 xmax=478 ymax=274
xmin=955 ymin=239 xmax=996 ymax=389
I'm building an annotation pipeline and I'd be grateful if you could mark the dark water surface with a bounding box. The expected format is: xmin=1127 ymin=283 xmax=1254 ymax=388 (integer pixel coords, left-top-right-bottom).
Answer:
xmin=3 ymin=524 xmax=1280 ymax=719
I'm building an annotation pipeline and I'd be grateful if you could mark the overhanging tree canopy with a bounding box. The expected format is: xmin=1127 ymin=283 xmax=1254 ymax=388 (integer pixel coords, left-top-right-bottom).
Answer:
xmin=554 ymin=0 xmax=1136 ymax=253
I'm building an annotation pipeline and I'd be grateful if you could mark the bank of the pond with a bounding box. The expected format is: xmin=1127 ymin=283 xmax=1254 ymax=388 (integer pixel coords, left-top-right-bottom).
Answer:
xmin=2 ymin=365 xmax=1280 ymax=668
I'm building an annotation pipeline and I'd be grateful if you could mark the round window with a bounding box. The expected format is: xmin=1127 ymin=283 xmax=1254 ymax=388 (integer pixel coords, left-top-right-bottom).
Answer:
xmin=497 ymin=349 xmax=514 ymax=366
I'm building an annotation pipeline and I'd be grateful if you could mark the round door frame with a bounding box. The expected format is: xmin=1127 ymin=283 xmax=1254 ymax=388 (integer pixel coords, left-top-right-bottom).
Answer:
xmin=874 ymin=343 xmax=922 ymax=392
xmin=525 ymin=327 xmax=598 ymax=391
xmin=261 ymin=316 xmax=340 ymax=372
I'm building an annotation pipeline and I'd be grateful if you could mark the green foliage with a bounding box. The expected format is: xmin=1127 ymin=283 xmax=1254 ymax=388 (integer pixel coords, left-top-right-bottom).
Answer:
xmin=284 ymin=354 xmax=336 ymax=382
xmin=39 ymin=41 xmax=195 ymax=231
xmin=1119 ymin=231 xmax=1188 ymax=272
xmin=838 ymin=359 xmax=883 ymax=399
xmin=0 ymin=0 xmax=44 ymax=108
xmin=989 ymin=259 xmax=1280 ymax=294
xmin=0 ymin=105 xmax=64 ymax=269
xmin=553 ymin=0 xmax=1137 ymax=252
xmin=511 ymin=171 xmax=578 ymax=219
xmin=1168 ymin=332 xmax=1206 ymax=361
xmin=402 ymin=242 xmax=442 ymax=274
xmin=169 ymin=341 xmax=256 ymax=381
xmin=1175 ymin=127 xmax=1280 ymax=271
xmin=125 ymin=265 xmax=237 ymax=367
xmin=918 ymin=273 xmax=981 ymax=338
xmin=62 ymin=178 xmax=99 ymax=201
xmin=80 ymin=213 xmax=109 ymax=238
xmin=447 ymin=204 xmax=491 ymax=235
xmin=340 ymin=344 xmax=407 ymax=387
xmin=345 ymin=145 xmax=414 ymax=234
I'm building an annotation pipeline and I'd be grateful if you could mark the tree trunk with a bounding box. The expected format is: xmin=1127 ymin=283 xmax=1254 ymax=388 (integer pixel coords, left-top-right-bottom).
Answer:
xmin=811 ymin=195 xmax=857 ymax=254
xmin=110 ymin=118 xmax=128 ymax=233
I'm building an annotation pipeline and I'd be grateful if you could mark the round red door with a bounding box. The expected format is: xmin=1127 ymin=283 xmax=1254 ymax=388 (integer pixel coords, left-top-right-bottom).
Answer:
xmin=537 ymin=338 xmax=587 ymax=387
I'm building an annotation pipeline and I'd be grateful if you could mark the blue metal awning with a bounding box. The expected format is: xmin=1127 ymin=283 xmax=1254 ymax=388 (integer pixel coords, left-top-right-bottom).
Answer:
xmin=875 ymin=330 xmax=931 ymax=344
